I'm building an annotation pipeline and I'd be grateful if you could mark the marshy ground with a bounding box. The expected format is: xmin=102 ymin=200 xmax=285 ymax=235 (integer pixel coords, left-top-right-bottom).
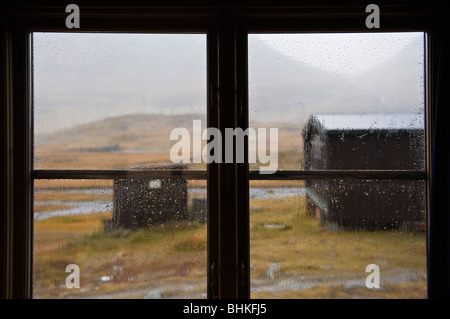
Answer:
xmin=33 ymin=183 xmax=426 ymax=299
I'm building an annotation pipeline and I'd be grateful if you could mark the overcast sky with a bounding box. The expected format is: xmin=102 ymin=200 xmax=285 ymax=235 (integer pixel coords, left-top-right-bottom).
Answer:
xmin=255 ymin=32 xmax=423 ymax=77
xmin=33 ymin=32 xmax=424 ymax=133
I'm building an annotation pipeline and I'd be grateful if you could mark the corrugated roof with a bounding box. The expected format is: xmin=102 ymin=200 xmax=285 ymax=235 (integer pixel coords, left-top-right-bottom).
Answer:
xmin=311 ymin=113 xmax=423 ymax=130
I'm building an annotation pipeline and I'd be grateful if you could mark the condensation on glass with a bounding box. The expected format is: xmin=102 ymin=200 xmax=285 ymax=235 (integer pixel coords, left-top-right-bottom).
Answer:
xmin=248 ymin=32 xmax=427 ymax=299
xmin=248 ymin=33 xmax=425 ymax=170
xmin=33 ymin=179 xmax=207 ymax=299
xmin=250 ymin=180 xmax=426 ymax=299
xmin=33 ymin=33 xmax=207 ymax=170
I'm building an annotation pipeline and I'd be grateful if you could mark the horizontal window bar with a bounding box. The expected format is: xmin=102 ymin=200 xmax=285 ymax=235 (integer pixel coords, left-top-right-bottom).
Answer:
xmin=33 ymin=169 xmax=427 ymax=181
xmin=32 ymin=169 xmax=207 ymax=180
xmin=250 ymin=170 xmax=427 ymax=180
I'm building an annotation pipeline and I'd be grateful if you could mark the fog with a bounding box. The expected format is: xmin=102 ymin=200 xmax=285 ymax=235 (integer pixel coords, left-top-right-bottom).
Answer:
xmin=33 ymin=32 xmax=424 ymax=133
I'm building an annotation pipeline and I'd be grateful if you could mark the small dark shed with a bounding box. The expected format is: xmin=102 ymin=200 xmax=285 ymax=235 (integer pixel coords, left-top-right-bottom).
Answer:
xmin=112 ymin=165 xmax=188 ymax=229
xmin=302 ymin=113 xmax=425 ymax=229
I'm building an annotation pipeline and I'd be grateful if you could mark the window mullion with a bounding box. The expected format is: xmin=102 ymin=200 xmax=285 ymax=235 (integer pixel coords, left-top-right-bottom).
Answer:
xmin=207 ymin=28 xmax=220 ymax=299
xmin=217 ymin=12 xmax=239 ymax=299
xmin=236 ymin=24 xmax=250 ymax=299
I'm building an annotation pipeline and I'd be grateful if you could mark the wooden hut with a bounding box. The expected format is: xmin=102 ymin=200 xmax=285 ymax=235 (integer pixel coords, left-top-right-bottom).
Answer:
xmin=302 ymin=113 xmax=425 ymax=230
xmin=112 ymin=165 xmax=188 ymax=229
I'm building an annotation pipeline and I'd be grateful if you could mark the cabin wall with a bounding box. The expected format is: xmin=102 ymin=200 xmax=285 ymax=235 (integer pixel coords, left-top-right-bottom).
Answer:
xmin=327 ymin=130 xmax=424 ymax=170
xmin=113 ymin=178 xmax=188 ymax=229
xmin=305 ymin=128 xmax=425 ymax=229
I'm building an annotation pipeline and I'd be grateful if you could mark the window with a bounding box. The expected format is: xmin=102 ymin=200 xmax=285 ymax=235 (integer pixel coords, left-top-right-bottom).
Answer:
xmin=33 ymin=33 xmax=208 ymax=298
xmin=33 ymin=33 xmax=207 ymax=171
xmin=248 ymin=33 xmax=427 ymax=298
xmin=1 ymin=1 xmax=448 ymax=300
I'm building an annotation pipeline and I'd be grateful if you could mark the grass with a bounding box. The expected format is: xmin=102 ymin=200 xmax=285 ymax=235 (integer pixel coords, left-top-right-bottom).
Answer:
xmin=34 ymin=179 xmax=114 ymax=190
xmin=35 ymin=191 xmax=113 ymax=202
xmin=254 ymin=281 xmax=427 ymax=299
xmin=33 ymin=207 xmax=207 ymax=298
xmin=32 ymin=116 xmax=427 ymax=298
xmin=35 ymin=147 xmax=175 ymax=170
xmin=249 ymin=196 xmax=427 ymax=299
xmin=33 ymin=188 xmax=426 ymax=299
xmin=34 ymin=203 xmax=76 ymax=213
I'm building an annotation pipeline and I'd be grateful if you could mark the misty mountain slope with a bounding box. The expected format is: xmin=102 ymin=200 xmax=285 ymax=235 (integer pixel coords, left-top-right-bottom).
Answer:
xmin=353 ymin=37 xmax=424 ymax=113
xmin=248 ymin=37 xmax=382 ymax=124
xmin=36 ymin=113 xmax=302 ymax=154
xmin=34 ymin=33 xmax=207 ymax=133
xmin=35 ymin=34 xmax=424 ymax=151
xmin=37 ymin=113 xmax=206 ymax=151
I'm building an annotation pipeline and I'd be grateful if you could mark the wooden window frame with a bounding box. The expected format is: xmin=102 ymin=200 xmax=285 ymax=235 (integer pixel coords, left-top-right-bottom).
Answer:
xmin=1 ymin=0 xmax=448 ymax=299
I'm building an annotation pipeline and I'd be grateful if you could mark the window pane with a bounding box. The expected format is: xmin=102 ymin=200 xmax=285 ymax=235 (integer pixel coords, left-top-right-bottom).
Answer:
xmin=33 ymin=33 xmax=206 ymax=170
xmin=33 ymin=179 xmax=207 ymax=298
xmin=248 ymin=33 xmax=425 ymax=170
xmin=249 ymin=180 xmax=426 ymax=299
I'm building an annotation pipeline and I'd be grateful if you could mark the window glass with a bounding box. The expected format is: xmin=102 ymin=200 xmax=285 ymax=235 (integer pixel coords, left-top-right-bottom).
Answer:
xmin=249 ymin=33 xmax=427 ymax=299
xmin=250 ymin=180 xmax=426 ymax=299
xmin=33 ymin=33 xmax=207 ymax=170
xmin=33 ymin=179 xmax=207 ymax=298
xmin=33 ymin=33 xmax=208 ymax=298
xmin=248 ymin=33 xmax=425 ymax=170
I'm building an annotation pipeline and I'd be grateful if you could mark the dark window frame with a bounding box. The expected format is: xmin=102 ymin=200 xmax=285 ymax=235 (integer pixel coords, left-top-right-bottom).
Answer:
xmin=1 ymin=0 xmax=448 ymax=299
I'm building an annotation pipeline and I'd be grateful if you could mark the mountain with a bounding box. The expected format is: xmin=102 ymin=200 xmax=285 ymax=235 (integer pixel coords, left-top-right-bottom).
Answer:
xmin=37 ymin=113 xmax=206 ymax=152
xmin=36 ymin=112 xmax=302 ymax=155
xmin=33 ymin=33 xmax=207 ymax=133
xmin=35 ymin=34 xmax=424 ymax=150
xmin=248 ymin=37 xmax=381 ymax=125
xmin=353 ymin=36 xmax=424 ymax=113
